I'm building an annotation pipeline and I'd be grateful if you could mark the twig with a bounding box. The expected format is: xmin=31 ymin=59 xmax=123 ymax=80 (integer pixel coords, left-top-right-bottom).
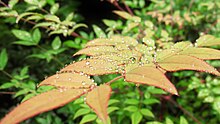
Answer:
xmin=0 ymin=92 xmax=16 ymax=95
xmin=107 ymin=0 xmax=125 ymax=11
xmin=122 ymin=1 xmax=134 ymax=16
xmin=1 ymin=70 xmax=13 ymax=79
xmin=167 ymin=97 xmax=202 ymax=124
xmin=106 ymin=75 xmax=124 ymax=85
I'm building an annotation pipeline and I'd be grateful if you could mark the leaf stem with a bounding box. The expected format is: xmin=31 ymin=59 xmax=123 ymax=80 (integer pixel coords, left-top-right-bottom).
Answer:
xmin=0 ymin=92 xmax=16 ymax=95
xmin=106 ymin=75 xmax=124 ymax=85
xmin=1 ymin=70 xmax=13 ymax=79
xmin=167 ymin=97 xmax=202 ymax=124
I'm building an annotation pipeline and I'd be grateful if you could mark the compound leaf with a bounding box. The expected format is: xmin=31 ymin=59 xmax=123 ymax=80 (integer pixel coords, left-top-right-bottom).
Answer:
xmin=157 ymin=55 xmax=220 ymax=76
xmin=0 ymin=89 xmax=85 ymax=124
xmin=86 ymin=84 xmax=111 ymax=123
xmin=125 ymin=66 xmax=178 ymax=95
xmin=38 ymin=72 xmax=95 ymax=89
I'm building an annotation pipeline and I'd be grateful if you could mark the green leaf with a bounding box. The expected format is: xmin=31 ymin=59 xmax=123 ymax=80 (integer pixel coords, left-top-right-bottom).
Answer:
xmin=165 ymin=117 xmax=174 ymax=124
xmin=124 ymin=106 xmax=138 ymax=112
xmin=52 ymin=36 xmax=61 ymax=50
xmin=107 ymin=106 xmax=119 ymax=114
xmin=142 ymin=98 xmax=160 ymax=105
xmin=0 ymin=82 xmax=15 ymax=89
xmin=79 ymin=114 xmax=97 ymax=124
xmin=92 ymin=25 xmax=106 ymax=38
xmin=131 ymin=111 xmax=143 ymax=124
xmin=8 ymin=0 xmax=18 ymax=8
xmin=0 ymin=49 xmax=8 ymax=70
xmin=21 ymin=93 xmax=36 ymax=102
xmin=50 ymin=3 xmax=59 ymax=14
xmin=14 ymin=41 xmax=37 ymax=46
xmin=44 ymin=15 xmax=60 ymax=23
xmin=73 ymin=108 xmax=90 ymax=119
xmin=180 ymin=116 xmax=188 ymax=124
xmin=140 ymin=108 xmax=154 ymax=118
xmin=12 ymin=30 xmax=32 ymax=41
xmin=108 ymin=99 xmax=119 ymax=106
xmin=63 ymin=40 xmax=82 ymax=49
xmin=124 ymin=99 xmax=139 ymax=105
xmin=32 ymin=28 xmax=41 ymax=44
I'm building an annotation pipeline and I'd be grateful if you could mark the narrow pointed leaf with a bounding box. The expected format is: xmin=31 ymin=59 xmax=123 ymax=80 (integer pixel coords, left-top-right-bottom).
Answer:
xmin=157 ymin=55 xmax=220 ymax=76
xmin=74 ymin=46 xmax=118 ymax=56
xmin=38 ymin=72 xmax=95 ymax=89
xmin=179 ymin=47 xmax=220 ymax=60
xmin=125 ymin=66 xmax=178 ymax=95
xmin=196 ymin=35 xmax=220 ymax=47
xmin=0 ymin=89 xmax=85 ymax=124
xmin=86 ymin=84 xmax=111 ymax=123
xmin=0 ymin=49 xmax=8 ymax=70
xmin=61 ymin=59 xmax=118 ymax=75
xmin=86 ymin=36 xmax=138 ymax=47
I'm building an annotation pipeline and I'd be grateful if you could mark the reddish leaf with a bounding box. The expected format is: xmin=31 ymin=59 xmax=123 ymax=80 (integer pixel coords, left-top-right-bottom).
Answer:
xmin=38 ymin=72 xmax=95 ymax=89
xmin=179 ymin=47 xmax=220 ymax=60
xmin=157 ymin=55 xmax=220 ymax=76
xmin=125 ymin=66 xmax=178 ymax=95
xmin=74 ymin=46 xmax=118 ymax=56
xmin=86 ymin=84 xmax=111 ymax=123
xmin=196 ymin=35 xmax=220 ymax=47
xmin=86 ymin=36 xmax=138 ymax=47
xmin=61 ymin=59 xmax=118 ymax=75
xmin=0 ymin=89 xmax=85 ymax=124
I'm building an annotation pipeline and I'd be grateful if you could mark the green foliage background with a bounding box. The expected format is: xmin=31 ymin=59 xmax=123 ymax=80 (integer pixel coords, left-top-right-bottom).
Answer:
xmin=0 ymin=0 xmax=220 ymax=124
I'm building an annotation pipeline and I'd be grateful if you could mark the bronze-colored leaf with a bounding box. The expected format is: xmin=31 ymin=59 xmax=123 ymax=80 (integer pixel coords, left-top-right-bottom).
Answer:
xmin=86 ymin=84 xmax=111 ymax=123
xmin=0 ymin=89 xmax=85 ymax=124
xmin=74 ymin=46 xmax=118 ymax=56
xmin=38 ymin=72 xmax=95 ymax=89
xmin=61 ymin=59 xmax=118 ymax=75
xmin=125 ymin=66 xmax=178 ymax=95
xmin=157 ymin=55 xmax=220 ymax=76
xmin=86 ymin=36 xmax=138 ymax=47
xmin=196 ymin=35 xmax=220 ymax=47
xmin=179 ymin=47 xmax=220 ymax=60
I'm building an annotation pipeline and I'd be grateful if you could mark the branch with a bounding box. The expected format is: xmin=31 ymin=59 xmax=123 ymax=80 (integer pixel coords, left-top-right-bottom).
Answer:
xmin=106 ymin=75 xmax=124 ymax=85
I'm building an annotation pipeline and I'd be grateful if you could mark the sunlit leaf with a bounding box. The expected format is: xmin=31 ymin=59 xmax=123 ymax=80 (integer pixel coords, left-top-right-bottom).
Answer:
xmin=140 ymin=108 xmax=154 ymax=118
xmin=79 ymin=114 xmax=97 ymax=124
xmin=92 ymin=25 xmax=106 ymax=38
xmin=44 ymin=15 xmax=60 ymax=23
xmin=0 ymin=89 xmax=85 ymax=124
xmin=86 ymin=84 xmax=111 ymax=123
xmin=51 ymin=36 xmax=61 ymax=50
xmin=50 ymin=3 xmax=59 ymax=14
xmin=196 ymin=35 xmax=220 ymax=47
xmin=61 ymin=59 xmax=118 ymax=75
xmin=179 ymin=47 xmax=220 ymax=60
xmin=125 ymin=66 xmax=178 ymax=95
xmin=86 ymin=35 xmax=138 ymax=47
xmin=38 ymin=72 xmax=95 ymax=89
xmin=131 ymin=111 xmax=143 ymax=124
xmin=157 ymin=55 xmax=220 ymax=76
xmin=180 ymin=116 xmax=188 ymax=124
xmin=113 ymin=10 xmax=141 ymax=22
xmin=12 ymin=29 xmax=32 ymax=41
xmin=32 ymin=28 xmax=41 ymax=44
xmin=8 ymin=0 xmax=18 ymax=8
xmin=73 ymin=108 xmax=91 ymax=119
xmin=74 ymin=46 xmax=118 ymax=56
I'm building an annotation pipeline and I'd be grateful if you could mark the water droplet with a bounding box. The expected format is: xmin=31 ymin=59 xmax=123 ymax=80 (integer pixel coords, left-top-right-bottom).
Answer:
xmin=82 ymin=81 xmax=86 ymax=85
xmin=68 ymin=77 xmax=71 ymax=81
xmin=80 ymin=72 xmax=84 ymax=75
